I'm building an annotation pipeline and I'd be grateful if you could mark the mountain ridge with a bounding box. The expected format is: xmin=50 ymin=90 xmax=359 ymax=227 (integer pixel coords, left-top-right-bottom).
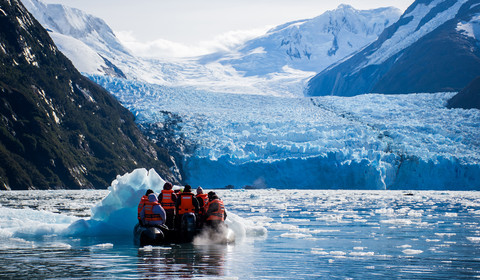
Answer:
xmin=0 ymin=0 xmax=179 ymax=190
xmin=203 ymin=4 xmax=401 ymax=76
xmin=306 ymin=0 xmax=480 ymax=96
xmin=23 ymin=1 xmax=401 ymax=96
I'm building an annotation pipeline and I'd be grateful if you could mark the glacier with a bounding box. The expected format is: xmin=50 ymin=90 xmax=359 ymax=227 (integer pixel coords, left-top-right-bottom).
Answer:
xmin=21 ymin=0 xmax=480 ymax=190
xmin=90 ymin=75 xmax=480 ymax=190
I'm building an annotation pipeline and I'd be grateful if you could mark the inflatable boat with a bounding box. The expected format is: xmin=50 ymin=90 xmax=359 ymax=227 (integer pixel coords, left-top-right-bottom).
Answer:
xmin=134 ymin=213 xmax=235 ymax=246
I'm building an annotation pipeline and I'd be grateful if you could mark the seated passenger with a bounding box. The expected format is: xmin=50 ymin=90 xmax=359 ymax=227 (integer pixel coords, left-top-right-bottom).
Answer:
xmin=137 ymin=189 xmax=154 ymax=225
xmin=205 ymin=191 xmax=227 ymax=230
xmin=196 ymin=187 xmax=208 ymax=213
xmin=158 ymin=182 xmax=177 ymax=229
xmin=175 ymin=184 xmax=199 ymax=230
xmin=140 ymin=193 xmax=166 ymax=227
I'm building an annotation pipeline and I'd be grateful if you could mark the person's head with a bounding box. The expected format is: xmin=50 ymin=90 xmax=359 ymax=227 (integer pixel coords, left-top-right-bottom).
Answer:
xmin=196 ymin=186 xmax=203 ymax=194
xmin=163 ymin=182 xmax=173 ymax=190
xmin=148 ymin=193 xmax=158 ymax=202
xmin=145 ymin=189 xmax=154 ymax=196
xmin=184 ymin=184 xmax=192 ymax=193
xmin=208 ymin=191 xmax=218 ymax=201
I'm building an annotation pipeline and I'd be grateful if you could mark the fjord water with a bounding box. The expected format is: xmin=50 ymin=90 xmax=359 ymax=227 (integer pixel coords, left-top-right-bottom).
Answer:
xmin=1 ymin=189 xmax=479 ymax=279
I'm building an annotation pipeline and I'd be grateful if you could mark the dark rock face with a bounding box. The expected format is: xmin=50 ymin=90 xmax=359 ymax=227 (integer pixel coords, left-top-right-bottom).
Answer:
xmin=0 ymin=0 xmax=179 ymax=189
xmin=447 ymin=76 xmax=480 ymax=109
xmin=306 ymin=0 xmax=480 ymax=97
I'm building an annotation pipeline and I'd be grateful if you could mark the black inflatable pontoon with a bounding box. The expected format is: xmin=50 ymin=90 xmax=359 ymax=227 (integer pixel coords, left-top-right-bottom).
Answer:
xmin=134 ymin=213 xmax=235 ymax=246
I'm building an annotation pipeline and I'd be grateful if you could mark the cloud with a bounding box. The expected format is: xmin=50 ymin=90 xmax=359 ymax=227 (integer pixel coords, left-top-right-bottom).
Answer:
xmin=115 ymin=26 xmax=271 ymax=58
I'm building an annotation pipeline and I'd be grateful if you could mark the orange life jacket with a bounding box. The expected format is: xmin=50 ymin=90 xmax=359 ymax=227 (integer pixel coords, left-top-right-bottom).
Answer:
xmin=137 ymin=195 xmax=149 ymax=220
xmin=206 ymin=199 xmax=225 ymax=221
xmin=196 ymin=193 xmax=209 ymax=213
xmin=143 ymin=200 xmax=164 ymax=223
xmin=178 ymin=192 xmax=195 ymax=215
xmin=160 ymin=189 xmax=175 ymax=210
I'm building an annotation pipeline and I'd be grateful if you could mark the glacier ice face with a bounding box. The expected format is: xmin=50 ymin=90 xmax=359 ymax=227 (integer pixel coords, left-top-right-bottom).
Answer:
xmin=91 ymin=75 xmax=480 ymax=190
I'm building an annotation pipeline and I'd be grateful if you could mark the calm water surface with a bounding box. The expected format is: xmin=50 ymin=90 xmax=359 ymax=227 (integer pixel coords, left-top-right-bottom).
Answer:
xmin=1 ymin=189 xmax=480 ymax=279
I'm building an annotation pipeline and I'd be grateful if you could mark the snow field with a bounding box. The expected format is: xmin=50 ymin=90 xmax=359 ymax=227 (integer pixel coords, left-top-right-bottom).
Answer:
xmin=218 ymin=5 xmax=401 ymax=76
xmin=91 ymin=75 xmax=480 ymax=190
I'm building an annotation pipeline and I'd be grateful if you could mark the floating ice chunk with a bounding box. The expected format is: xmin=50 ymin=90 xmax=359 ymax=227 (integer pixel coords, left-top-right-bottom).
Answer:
xmin=375 ymin=208 xmax=395 ymax=215
xmin=91 ymin=243 xmax=114 ymax=249
xmin=0 ymin=206 xmax=78 ymax=238
xmin=51 ymin=242 xmax=72 ymax=249
xmin=407 ymin=210 xmax=424 ymax=217
xmin=310 ymin=229 xmax=341 ymax=234
xmin=66 ymin=168 xmax=167 ymax=236
xmin=311 ymin=248 xmax=328 ymax=255
xmin=467 ymin=237 xmax=480 ymax=243
xmin=268 ymin=223 xmax=298 ymax=231
xmin=226 ymin=212 xmax=267 ymax=239
xmin=349 ymin=251 xmax=375 ymax=257
xmin=402 ymin=249 xmax=423 ymax=255
xmin=435 ymin=233 xmax=456 ymax=237
xmin=445 ymin=213 xmax=458 ymax=217
xmin=280 ymin=232 xmax=312 ymax=239
xmin=380 ymin=219 xmax=413 ymax=225
xmin=329 ymin=251 xmax=347 ymax=256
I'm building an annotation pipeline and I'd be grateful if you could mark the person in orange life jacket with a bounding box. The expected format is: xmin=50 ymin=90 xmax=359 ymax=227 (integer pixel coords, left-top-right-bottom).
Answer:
xmin=196 ymin=187 xmax=209 ymax=215
xmin=140 ymin=193 xmax=166 ymax=227
xmin=196 ymin=186 xmax=209 ymax=228
xmin=137 ymin=189 xmax=154 ymax=226
xmin=175 ymin=184 xmax=199 ymax=230
xmin=205 ymin=191 xmax=227 ymax=230
xmin=158 ymin=182 xmax=177 ymax=229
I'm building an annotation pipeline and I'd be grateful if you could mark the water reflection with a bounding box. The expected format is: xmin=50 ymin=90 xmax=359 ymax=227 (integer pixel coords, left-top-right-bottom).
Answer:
xmin=137 ymin=243 xmax=229 ymax=279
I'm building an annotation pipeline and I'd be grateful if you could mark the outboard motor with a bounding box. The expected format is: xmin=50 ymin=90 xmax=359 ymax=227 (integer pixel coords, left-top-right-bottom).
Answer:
xmin=180 ymin=212 xmax=197 ymax=242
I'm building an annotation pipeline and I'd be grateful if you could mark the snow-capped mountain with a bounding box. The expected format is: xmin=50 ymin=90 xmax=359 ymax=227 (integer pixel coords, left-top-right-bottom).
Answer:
xmin=307 ymin=0 xmax=480 ymax=96
xmin=204 ymin=4 xmax=401 ymax=76
xmin=23 ymin=0 xmax=400 ymax=96
xmin=22 ymin=0 xmax=128 ymax=78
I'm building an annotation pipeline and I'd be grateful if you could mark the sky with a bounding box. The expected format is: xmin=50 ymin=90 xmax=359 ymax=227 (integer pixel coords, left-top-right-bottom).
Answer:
xmin=43 ymin=0 xmax=415 ymax=57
